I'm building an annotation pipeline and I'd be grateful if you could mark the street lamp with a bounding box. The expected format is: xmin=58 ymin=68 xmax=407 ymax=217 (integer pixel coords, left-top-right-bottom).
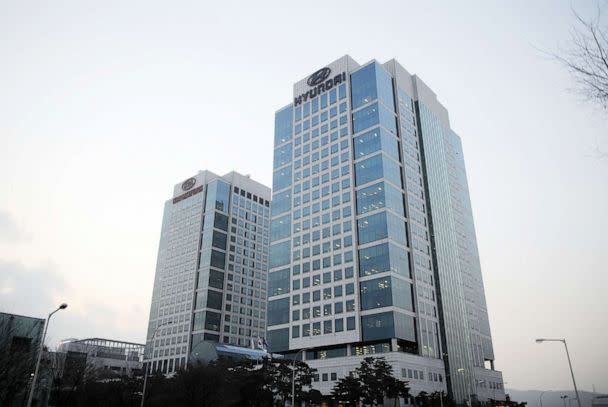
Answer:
xmin=140 ymin=321 xmax=172 ymax=407
xmin=26 ymin=303 xmax=68 ymax=407
xmin=457 ymin=368 xmax=472 ymax=407
xmin=539 ymin=390 xmax=551 ymax=407
xmin=291 ymin=348 xmax=309 ymax=407
xmin=535 ymin=339 xmax=581 ymax=407
xmin=560 ymin=395 xmax=568 ymax=407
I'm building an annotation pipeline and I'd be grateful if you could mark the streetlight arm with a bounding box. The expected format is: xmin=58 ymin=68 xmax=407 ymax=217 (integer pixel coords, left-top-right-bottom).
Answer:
xmin=140 ymin=322 xmax=172 ymax=407
xmin=292 ymin=348 xmax=308 ymax=407
xmin=535 ymin=338 xmax=581 ymax=407
xmin=26 ymin=304 xmax=67 ymax=407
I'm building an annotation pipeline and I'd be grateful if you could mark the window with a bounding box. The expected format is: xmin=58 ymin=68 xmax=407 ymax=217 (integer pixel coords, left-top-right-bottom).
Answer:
xmin=355 ymin=153 xmax=401 ymax=187
xmin=271 ymin=215 xmax=291 ymax=241
xmin=356 ymin=181 xmax=404 ymax=216
xmin=335 ymin=318 xmax=344 ymax=332
xmin=267 ymin=328 xmax=289 ymax=352
xmin=268 ymin=268 xmax=290 ymax=296
xmin=275 ymin=107 xmax=293 ymax=146
xmin=357 ymin=212 xmax=406 ymax=246
xmin=358 ymin=243 xmax=410 ymax=278
xmin=354 ymin=127 xmax=399 ymax=161
xmin=346 ymin=316 xmax=356 ymax=330
xmin=335 ymin=302 xmax=343 ymax=314
xmin=269 ymin=241 xmax=291 ymax=268
xmin=267 ymin=298 xmax=290 ymax=326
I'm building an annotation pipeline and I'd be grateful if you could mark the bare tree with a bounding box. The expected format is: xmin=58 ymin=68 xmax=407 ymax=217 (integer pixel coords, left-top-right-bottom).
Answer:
xmin=556 ymin=2 xmax=608 ymax=109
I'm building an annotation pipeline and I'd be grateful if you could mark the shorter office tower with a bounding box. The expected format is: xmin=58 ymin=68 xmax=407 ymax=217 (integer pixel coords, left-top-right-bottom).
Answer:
xmin=56 ymin=338 xmax=145 ymax=377
xmin=144 ymin=170 xmax=271 ymax=375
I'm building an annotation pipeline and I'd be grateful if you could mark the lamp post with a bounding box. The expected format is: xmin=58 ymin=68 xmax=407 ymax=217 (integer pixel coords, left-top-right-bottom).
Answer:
xmin=539 ymin=390 xmax=551 ymax=407
xmin=26 ymin=303 xmax=68 ymax=407
xmin=457 ymin=368 xmax=472 ymax=407
xmin=535 ymin=339 xmax=581 ymax=407
xmin=291 ymin=348 xmax=309 ymax=407
xmin=476 ymin=380 xmax=486 ymax=407
xmin=140 ymin=321 xmax=172 ymax=407
xmin=560 ymin=395 xmax=568 ymax=407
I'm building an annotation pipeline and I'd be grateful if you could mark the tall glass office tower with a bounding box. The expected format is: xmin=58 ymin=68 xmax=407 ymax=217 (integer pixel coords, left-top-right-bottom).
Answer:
xmin=144 ymin=170 xmax=270 ymax=375
xmin=268 ymin=56 xmax=504 ymax=404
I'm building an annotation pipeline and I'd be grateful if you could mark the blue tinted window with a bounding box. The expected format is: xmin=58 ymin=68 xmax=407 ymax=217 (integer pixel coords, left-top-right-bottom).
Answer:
xmin=339 ymin=84 xmax=346 ymax=100
xmin=273 ymin=143 xmax=292 ymax=169
xmin=376 ymin=64 xmax=395 ymax=110
xmin=361 ymin=311 xmax=394 ymax=341
xmin=352 ymin=102 xmax=396 ymax=134
xmin=358 ymin=243 xmax=390 ymax=276
xmin=352 ymin=103 xmax=378 ymax=133
xmin=270 ymin=241 xmax=290 ymax=268
xmin=205 ymin=180 xmax=231 ymax=213
xmin=273 ymin=166 xmax=292 ymax=191
xmin=360 ymin=277 xmax=413 ymax=311
xmin=378 ymin=103 xmax=397 ymax=134
xmin=353 ymin=127 xmax=399 ymax=161
xmin=275 ymin=106 xmax=293 ymax=146
xmin=267 ymin=328 xmax=289 ymax=352
xmin=347 ymin=316 xmax=356 ymax=330
xmin=268 ymin=297 xmax=290 ymax=326
xmin=351 ymin=63 xmax=377 ymax=109
xmin=271 ymin=190 xmax=291 ymax=216
xmin=268 ymin=268 xmax=290 ymax=296
xmin=362 ymin=312 xmax=416 ymax=342
xmin=386 ymin=211 xmax=407 ymax=246
xmin=330 ymin=89 xmax=337 ymax=104
xmin=357 ymin=211 xmax=406 ymax=245
xmin=360 ymin=276 xmax=393 ymax=310
xmin=356 ymin=182 xmax=404 ymax=216
xmin=358 ymin=243 xmax=410 ymax=278
xmin=271 ymin=215 xmax=291 ymax=241
xmin=354 ymin=154 xmax=401 ymax=187
xmin=351 ymin=62 xmax=394 ymax=110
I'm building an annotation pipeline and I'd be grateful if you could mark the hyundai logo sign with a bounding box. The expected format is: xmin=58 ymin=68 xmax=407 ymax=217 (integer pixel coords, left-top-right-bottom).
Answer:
xmin=295 ymin=67 xmax=347 ymax=106
xmin=307 ymin=67 xmax=332 ymax=86
xmin=181 ymin=177 xmax=196 ymax=191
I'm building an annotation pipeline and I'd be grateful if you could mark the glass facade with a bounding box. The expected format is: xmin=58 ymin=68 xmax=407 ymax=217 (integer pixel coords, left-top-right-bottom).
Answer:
xmin=269 ymin=56 xmax=502 ymax=403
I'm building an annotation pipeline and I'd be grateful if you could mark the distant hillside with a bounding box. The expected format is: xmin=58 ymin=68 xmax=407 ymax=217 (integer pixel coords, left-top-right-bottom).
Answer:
xmin=505 ymin=389 xmax=606 ymax=407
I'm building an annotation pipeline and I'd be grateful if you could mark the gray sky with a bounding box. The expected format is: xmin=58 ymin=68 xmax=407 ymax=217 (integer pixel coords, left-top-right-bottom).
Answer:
xmin=0 ymin=0 xmax=606 ymax=393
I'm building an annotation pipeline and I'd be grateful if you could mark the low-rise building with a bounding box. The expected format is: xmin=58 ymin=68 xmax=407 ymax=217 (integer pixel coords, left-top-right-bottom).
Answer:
xmin=56 ymin=338 xmax=144 ymax=377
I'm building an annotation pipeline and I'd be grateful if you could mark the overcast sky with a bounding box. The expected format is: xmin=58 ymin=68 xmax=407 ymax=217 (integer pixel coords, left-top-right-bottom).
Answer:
xmin=1 ymin=0 xmax=606 ymax=393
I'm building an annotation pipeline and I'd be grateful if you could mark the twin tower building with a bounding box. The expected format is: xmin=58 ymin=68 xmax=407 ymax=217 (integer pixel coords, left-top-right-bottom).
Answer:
xmin=144 ymin=55 xmax=505 ymax=404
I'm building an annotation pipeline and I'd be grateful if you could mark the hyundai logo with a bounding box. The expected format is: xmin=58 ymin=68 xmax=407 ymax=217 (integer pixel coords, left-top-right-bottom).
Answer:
xmin=307 ymin=67 xmax=332 ymax=86
xmin=181 ymin=177 xmax=196 ymax=191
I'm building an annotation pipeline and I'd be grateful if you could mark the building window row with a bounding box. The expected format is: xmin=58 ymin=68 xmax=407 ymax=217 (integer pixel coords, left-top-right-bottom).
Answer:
xmin=233 ymin=186 xmax=270 ymax=207
xmin=292 ymin=316 xmax=356 ymax=337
